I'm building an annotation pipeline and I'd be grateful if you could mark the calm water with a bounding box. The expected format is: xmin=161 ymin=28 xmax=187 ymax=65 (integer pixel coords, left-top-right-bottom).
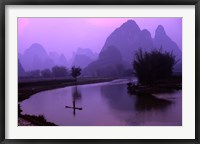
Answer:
xmin=20 ymin=79 xmax=182 ymax=126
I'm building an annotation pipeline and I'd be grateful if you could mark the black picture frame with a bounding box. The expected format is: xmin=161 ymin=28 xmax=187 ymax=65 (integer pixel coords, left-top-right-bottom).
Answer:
xmin=0 ymin=0 xmax=199 ymax=143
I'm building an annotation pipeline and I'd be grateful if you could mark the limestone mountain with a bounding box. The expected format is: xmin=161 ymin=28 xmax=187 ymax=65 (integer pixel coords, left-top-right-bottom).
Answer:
xmin=19 ymin=43 xmax=69 ymax=71
xmin=71 ymin=48 xmax=98 ymax=68
xmin=20 ymin=43 xmax=50 ymax=71
xmin=153 ymin=25 xmax=181 ymax=60
xmin=84 ymin=20 xmax=182 ymax=77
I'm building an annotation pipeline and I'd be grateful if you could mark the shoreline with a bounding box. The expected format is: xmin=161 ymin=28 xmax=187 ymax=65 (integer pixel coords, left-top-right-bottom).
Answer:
xmin=18 ymin=77 xmax=115 ymax=126
xmin=18 ymin=77 xmax=114 ymax=102
xmin=18 ymin=76 xmax=181 ymax=126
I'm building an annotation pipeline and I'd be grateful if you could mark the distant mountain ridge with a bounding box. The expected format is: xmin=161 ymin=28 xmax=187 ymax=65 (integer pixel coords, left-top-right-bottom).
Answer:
xmin=153 ymin=25 xmax=182 ymax=60
xmin=19 ymin=43 xmax=68 ymax=71
xmin=84 ymin=20 xmax=182 ymax=77
xmin=19 ymin=44 xmax=98 ymax=72
xmin=19 ymin=20 xmax=181 ymax=77
xmin=70 ymin=48 xmax=98 ymax=68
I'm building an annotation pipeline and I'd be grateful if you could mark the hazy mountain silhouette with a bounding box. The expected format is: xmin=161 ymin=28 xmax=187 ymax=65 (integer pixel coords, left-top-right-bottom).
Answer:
xmin=134 ymin=29 xmax=154 ymax=52
xmin=49 ymin=52 xmax=68 ymax=67
xmin=101 ymin=20 xmax=141 ymax=67
xmin=153 ymin=25 xmax=182 ymax=71
xmin=20 ymin=43 xmax=69 ymax=71
xmin=83 ymin=46 xmax=125 ymax=77
xmin=72 ymin=55 xmax=93 ymax=68
xmin=59 ymin=54 xmax=68 ymax=66
xmin=18 ymin=53 xmax=23 ymax=60
xmin=18 ymin=59 xmax=26 ymax=77
xmin=84 ymin=20 xmax=182 ymax=77
xmin=20 ymin=43 xmax=49 ymax=71
xmin=153 ymin=25 xmax=181 ymax=59
xmin=19 ymin=20 xmax=181 ymax=76
xmin=76 ymin=48 xmax=98 ymax=60
xmin=71 ymin=48 xmax=98 ymax=68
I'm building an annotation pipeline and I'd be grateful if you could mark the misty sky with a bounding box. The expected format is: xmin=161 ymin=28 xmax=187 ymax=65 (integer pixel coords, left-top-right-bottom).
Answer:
xmin=18 ymin=18 xmax=182 ymax=59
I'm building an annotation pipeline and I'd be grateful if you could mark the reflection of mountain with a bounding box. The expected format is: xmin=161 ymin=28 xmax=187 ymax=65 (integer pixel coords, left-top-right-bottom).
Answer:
xmin=101 ymin=83 xmax=172 ymax=112
xmin=134 ymin=94 xmax=172 ymax=111
xmin=19 ymin=43 xmax=68 ymax=71
xmin=101 ymin=84 xmax=136 ymax=112
xmin=84 ymin=20 xmax=182 ymax=77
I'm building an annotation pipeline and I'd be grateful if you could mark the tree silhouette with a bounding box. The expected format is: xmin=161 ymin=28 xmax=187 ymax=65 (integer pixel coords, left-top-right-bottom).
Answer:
xmin=133 ymin=48 xmax=177 ymax=85
xmin=41 ymin=69 xmax=51 ymax=77
xmin=71 ymin=66 xmax=81 ymax=82
xmin=26 ymin=69 xmax=40 ymax=77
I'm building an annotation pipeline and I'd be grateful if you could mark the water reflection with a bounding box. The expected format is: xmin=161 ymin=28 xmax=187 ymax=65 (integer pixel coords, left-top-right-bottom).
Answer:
xmin=100 ymin=84 xmax=172 ymax=112
xmin=134 ymin=94 xmax=172 ymax=112
xmin=20 ymin=79 xmax=182 ymax=126
xmin=100 ymin=84 xmax=136 ymax=112
xmin=65 ymin=86 xmax=82 ymax=116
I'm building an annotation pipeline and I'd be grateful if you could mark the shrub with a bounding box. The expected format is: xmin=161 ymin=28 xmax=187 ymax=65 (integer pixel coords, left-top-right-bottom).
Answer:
xmin=133 ymin=49 xmax=177 ymax=85
xmin=52 ymin=66 xmax=68 ymax=77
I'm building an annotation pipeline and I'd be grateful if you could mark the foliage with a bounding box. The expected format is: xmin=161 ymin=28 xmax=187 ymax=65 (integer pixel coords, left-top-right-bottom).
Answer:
xmin=21 ymin=114 xmax=57 ymax=126
xmin=52 ymin=66 xmax=68 ymax=77
xmin=71 ymin=66 xmax=81 ymax=81
xmin=133 ymin=49 xmax=177 ymax=85
xmin=26 ymin=70 xmax=41 ymax=77
xmin=41 ymin=69 xmax=51 ymax=77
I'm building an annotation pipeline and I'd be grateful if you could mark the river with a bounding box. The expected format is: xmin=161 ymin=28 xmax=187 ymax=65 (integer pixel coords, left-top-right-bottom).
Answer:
xmin=20 ymin=79 xmax=182 ymax=126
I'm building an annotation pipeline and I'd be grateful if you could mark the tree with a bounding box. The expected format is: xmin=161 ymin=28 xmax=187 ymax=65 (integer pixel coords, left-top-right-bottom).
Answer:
xmin=52 ymin=66 xmax=68 ymax=77
xmin=41 ymin=69 xmax=51 ymax=77
xmin=133 ymin=49 xmax=177 ymax=85
xmin=26 ymin=69 xmax=41 ymax=77
xmin=71 ymin=66 xmax=81 ymax=82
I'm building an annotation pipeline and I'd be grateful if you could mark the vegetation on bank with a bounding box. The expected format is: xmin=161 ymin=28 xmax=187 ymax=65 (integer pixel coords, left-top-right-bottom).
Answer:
xmin=20 ymin=115 xmax=57 ymax=126
xmin=128 ymin=49 xmax=181 ymax=95
xmin=23 ymin=65 xmax=69 ymax=78
xmin=18 ymin=77 xmax=114 ymax=102
xmin=18 ymin=104 xmax=56 ymax=126
xmin=133 ymin=49 xmax=177 ymax=85
xmin=71 ymin=66 xmax=81 ymax=82
xmin=127 ymin=76 xmax=181 ymax=95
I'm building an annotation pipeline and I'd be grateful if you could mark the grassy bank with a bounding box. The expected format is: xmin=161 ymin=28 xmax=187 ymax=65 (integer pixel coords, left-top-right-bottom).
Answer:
xmin=18 ymin=77 xmax=114 ymax=102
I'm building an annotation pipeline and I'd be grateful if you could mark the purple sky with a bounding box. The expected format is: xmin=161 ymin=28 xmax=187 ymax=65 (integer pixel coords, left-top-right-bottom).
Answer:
xmin=18 ymin=18 xmax=182 ymax=59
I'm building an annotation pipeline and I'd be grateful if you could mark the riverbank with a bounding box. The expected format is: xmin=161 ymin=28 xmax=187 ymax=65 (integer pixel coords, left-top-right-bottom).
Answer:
xmin=18 ymin=104 xmax=57 ymax=126
xmin=127 ymin=76 xmax=182 ymax=96
xmin=18 ymin=117 xmax=35 ymax=126
xmin=18 ymin=77 xmax=114 ymax=102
